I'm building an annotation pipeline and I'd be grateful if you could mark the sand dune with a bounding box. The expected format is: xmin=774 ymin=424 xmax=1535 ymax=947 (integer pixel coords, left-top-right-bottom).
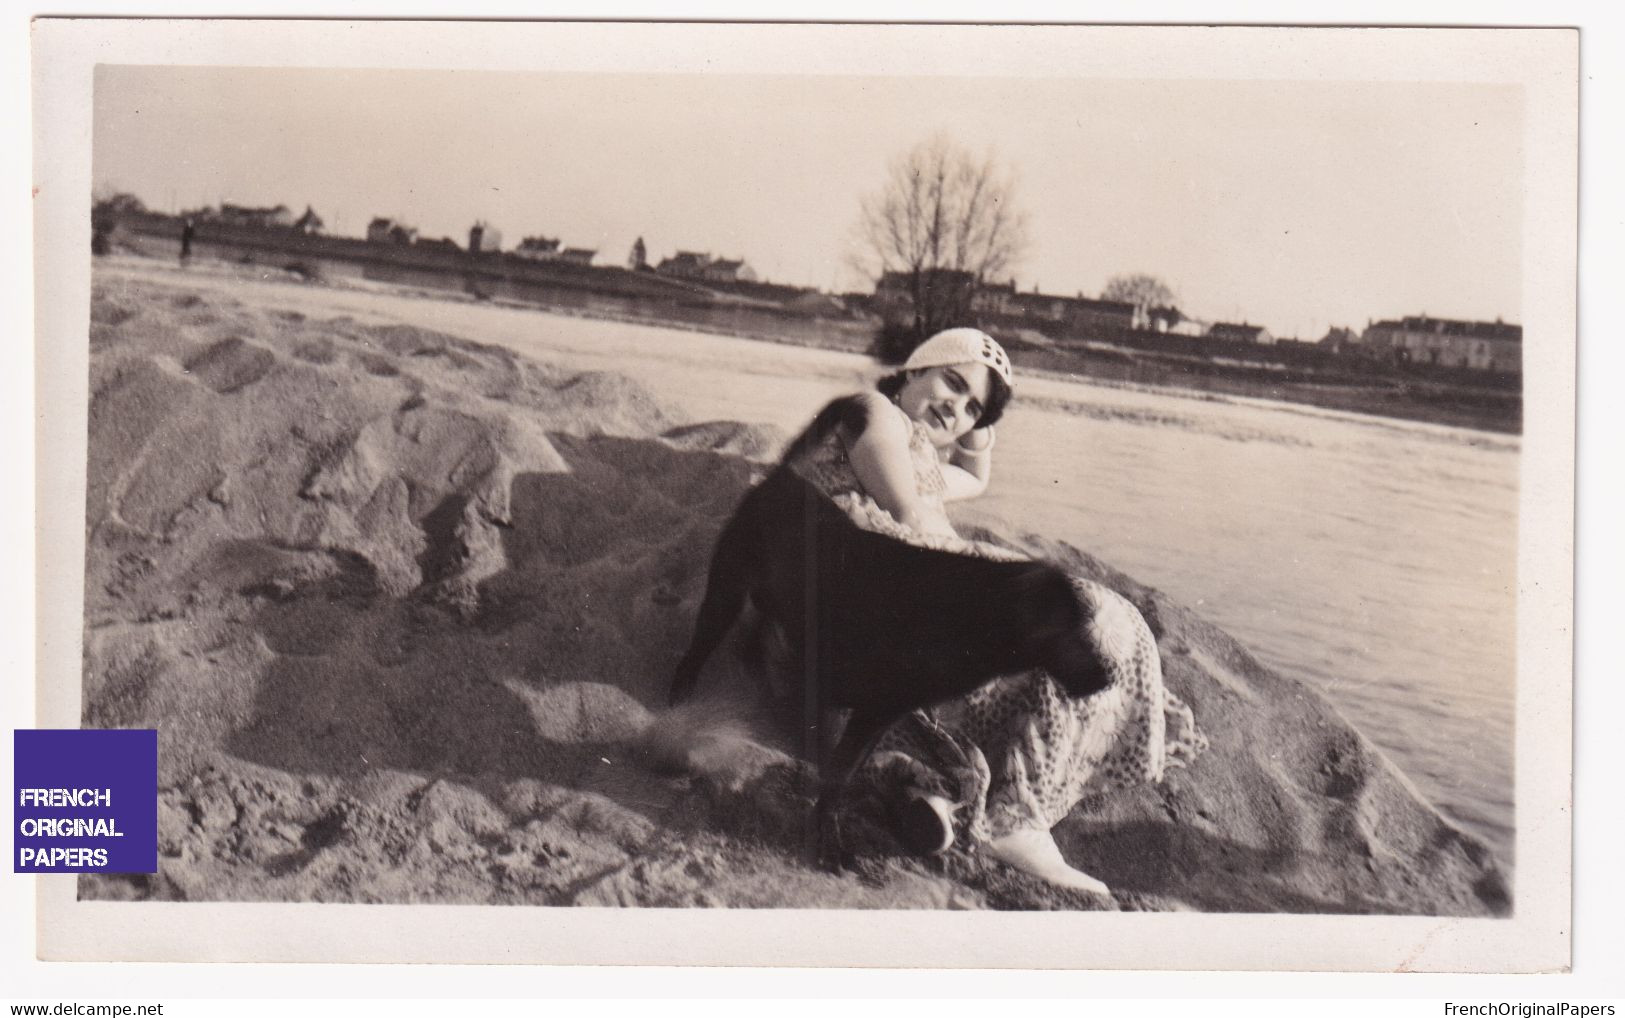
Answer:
xmin=78 ymin=270 xmax=1508 ymax=914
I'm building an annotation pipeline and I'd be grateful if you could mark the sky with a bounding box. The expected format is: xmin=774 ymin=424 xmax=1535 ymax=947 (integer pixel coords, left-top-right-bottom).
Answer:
xmin=92 ymin=65 xmax=1523 ymax=340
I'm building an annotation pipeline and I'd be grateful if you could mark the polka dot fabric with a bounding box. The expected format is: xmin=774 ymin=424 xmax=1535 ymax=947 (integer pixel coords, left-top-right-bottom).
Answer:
xmin=791 ymin=409 xmax=1208 ymax=844
xmin=901 ymin=327 xmax=1014 ymax=389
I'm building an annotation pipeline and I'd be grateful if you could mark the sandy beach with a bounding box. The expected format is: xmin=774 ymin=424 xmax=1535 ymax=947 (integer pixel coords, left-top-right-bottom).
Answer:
xmin=76 ymin=258 xmax=1509 ymax=914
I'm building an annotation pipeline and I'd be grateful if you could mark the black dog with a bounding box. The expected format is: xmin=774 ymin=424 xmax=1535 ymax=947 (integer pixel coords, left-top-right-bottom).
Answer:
xmin=668 ymin=399 xmax=1112 ymax=868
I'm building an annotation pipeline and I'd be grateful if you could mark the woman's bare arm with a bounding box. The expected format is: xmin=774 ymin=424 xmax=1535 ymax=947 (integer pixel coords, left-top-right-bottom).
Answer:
xmin=842 ymin=392 xmax=930 ymax=531
xmin=940 ymin=427 xmax=994 ymax=501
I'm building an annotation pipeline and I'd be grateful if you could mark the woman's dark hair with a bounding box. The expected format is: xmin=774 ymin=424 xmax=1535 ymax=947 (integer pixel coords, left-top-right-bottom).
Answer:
xmin=875 ymin=368 xmax=1012 ymax=430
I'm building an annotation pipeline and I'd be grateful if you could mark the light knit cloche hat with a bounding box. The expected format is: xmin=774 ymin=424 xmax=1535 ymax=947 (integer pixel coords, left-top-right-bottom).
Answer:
xmin=902 ymin=327 xmax=1014 ymax=388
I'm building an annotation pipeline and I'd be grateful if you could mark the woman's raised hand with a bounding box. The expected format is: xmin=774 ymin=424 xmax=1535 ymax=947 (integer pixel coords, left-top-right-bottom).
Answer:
xmin=942 ymin=425 xmax=994 ymax=501
xmin=956 ymin=426 xmax=995 ymax=455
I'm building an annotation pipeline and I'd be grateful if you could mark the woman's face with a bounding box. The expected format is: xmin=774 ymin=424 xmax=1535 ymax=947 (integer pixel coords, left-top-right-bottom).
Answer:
xmin=895 ymin=361 xmax=994 ymax=447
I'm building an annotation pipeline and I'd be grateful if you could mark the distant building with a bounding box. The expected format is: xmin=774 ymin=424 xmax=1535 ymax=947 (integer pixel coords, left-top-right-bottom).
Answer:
xmin=889 ymin=273 xmax=1135 ymax=334
xmin=657 ymin=251 xmax=709 ymax=277
xmin=468 ymin=221 xmax=502 ymax=254
xmin=1357 ymin=315 xmax=1521 ymax=373
xmin=1207 ymin=321 xmax=1276 ymax=345
xmin=1318 ymin=326 xmax=1360 ymax=354
xmin=875 ymin=268 xmax=978 ymax=321
xmin=969 ymin=280 xmax=1135 ymax=332
xmin=628 ymin=236 xmax=648 ymax=271
xmin=1014 ymin=290 xmax=1072 ymax=323
xmin=705 ymin=258 xmax=757 ymax=283
xmin=559 ymin=248 xmax=596 ymax=266
xmin=1136 ymin=305 xmax=1184 ymax=333
xmin=1060 ymin=294 xmax=1136 ymax=332
xmin=367 ymin=217 xmax=418 ymax=245
xmin=657 ymin=250 xmax=757 ymax=283
xmin=971 ymin=279 xmax=1021 ymax=317
xmin=292 ymin=205 xmax=325 ymax=235
xmin=513 ymin=236 xmax=563 ymax=259
xmin=416 ymin=236 xmax=462 ymax=252
xmin=217 ymin=202 xmax=295 ymax=229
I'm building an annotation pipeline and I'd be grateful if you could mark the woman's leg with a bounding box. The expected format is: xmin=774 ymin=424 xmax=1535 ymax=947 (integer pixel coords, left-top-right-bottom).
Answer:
xmin=985 ymin=829 xmax=1111 ymax=896
xmin=962 ymin=580 xmax=1206 ymax=893
xmin=860 ymin=711 xmax=991 ymax=855
xmin=972 ymin=674 xmax=1125 ymax=895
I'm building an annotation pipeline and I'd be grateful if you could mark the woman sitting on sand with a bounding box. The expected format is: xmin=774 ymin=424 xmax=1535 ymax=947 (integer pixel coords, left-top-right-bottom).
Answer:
xmin=783 ymin=327 xmax=1207 ymax=894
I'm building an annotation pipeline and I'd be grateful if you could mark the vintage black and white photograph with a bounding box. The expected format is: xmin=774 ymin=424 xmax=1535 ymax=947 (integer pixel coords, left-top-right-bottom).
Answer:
xmin=30 ymin=20 xmax=1578 ymax=970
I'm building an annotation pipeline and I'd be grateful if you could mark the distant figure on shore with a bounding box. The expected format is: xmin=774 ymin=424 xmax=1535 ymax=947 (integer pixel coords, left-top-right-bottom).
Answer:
xmin=180 ymin=218 xmax=195 ymax=264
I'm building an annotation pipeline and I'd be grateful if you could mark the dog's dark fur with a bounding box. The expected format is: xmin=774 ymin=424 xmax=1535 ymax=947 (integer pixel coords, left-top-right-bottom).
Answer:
xmin=668 ymin=396 xmax=1111 ymax=868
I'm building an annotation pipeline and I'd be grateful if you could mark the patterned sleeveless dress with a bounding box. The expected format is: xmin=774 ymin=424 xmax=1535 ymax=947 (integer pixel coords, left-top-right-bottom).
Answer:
xmin=788 ymin=402 xmax=1207 ymax=843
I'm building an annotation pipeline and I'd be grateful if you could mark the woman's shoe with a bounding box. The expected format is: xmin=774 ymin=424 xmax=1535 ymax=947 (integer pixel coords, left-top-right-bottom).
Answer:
xmin=892 ymin=793 xmax=956 ymax=856
xmin=986 ymin=828 xmax=1110 ymax=897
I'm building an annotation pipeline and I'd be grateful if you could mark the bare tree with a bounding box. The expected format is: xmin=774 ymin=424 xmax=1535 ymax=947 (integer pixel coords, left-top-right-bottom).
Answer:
xmin=1102 ymin=273 xmax=1179 ymax=317
xmin=855 ymin=135 xmax=1028 ymax=357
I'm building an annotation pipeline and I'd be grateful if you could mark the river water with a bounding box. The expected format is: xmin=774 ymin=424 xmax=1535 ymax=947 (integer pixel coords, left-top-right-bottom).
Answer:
xmin=110 ymin=263 xmax=1522 ymax=864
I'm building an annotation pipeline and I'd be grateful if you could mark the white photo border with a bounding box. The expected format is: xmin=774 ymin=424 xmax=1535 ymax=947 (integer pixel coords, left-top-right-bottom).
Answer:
xmin=29 ymin=18 xmax=1577 ymax=973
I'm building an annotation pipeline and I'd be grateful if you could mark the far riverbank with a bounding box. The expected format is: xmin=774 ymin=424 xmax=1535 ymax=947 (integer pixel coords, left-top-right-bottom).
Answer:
xmin=101 ymin=230 xmax=1521 ymax=435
